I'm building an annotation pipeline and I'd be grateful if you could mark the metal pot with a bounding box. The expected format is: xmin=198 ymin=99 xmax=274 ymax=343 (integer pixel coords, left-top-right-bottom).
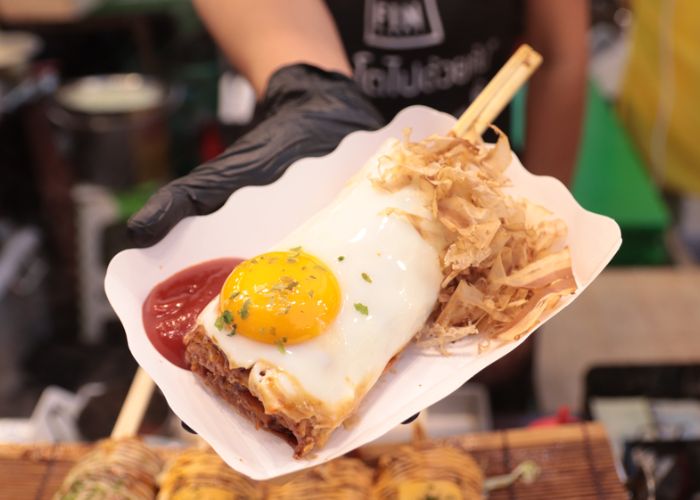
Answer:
xmin=49 ymin=74 xmax=172 ymax=190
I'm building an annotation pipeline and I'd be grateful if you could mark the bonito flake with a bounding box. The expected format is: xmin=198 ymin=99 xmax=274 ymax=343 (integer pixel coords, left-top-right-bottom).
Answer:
xmin=373 ymin=127 xmax=577 ymax=351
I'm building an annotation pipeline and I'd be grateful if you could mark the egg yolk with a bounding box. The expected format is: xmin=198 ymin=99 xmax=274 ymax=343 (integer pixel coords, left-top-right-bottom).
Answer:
xmin=218 ymin=249 xmax=341 ymax=345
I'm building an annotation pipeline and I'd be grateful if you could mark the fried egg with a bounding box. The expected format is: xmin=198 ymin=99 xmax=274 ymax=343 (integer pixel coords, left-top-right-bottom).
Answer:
xmin=197 ymin=139 xmax=442 ymax=430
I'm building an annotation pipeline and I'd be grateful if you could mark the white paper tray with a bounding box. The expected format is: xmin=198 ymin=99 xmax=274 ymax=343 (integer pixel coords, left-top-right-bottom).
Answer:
xmin=105 ymin=106 xmax=621 ymax=479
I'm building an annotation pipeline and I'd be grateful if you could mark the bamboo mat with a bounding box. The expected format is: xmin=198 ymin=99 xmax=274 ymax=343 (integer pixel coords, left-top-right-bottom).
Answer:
xmin=0 ymin=422 xmax=626 ymax=499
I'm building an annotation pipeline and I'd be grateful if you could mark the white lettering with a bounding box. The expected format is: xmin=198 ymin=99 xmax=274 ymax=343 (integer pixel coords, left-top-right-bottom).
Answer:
xmin=371 ymin=0 xmax=428 ymax=37
xmin=402 ymin=1 xmax=425 ymax=34
xmin=387 ymin=3 xmax=401 ymax=35
xmin=373 ymin=1 xmax=388 ymax=32
xmin=353 ymin=40 xmax=501 ymax=99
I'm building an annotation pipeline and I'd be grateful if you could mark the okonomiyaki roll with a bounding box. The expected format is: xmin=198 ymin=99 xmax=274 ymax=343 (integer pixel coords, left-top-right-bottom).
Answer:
xmin=373 ymin=444 xmax=483 ymax=500
xmin=157 ymin=448 xmax=262 ymax=500
xmin=265 ymin=457 xmax=373 ymax=500
xmin=53 ymin=438 xmax=162 ymax=500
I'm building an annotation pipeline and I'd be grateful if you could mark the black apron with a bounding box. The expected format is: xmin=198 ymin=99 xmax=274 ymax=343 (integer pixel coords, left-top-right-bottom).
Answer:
xmin=326 ymin=0 xmax=523 ymax=128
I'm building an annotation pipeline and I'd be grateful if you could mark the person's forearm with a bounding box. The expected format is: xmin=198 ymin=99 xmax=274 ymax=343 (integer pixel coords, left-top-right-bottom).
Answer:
xmin=524 ymin=61 xmax=586 ymax=185
xmin=193 ymin=0 xmax=351 ymax=97
xmin=523 ymin=0 xmax=588 ymax=185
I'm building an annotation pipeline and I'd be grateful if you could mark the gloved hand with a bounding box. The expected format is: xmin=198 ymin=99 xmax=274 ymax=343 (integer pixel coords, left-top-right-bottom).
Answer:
xmin=128 ymin=64 xmax=384 ymax=247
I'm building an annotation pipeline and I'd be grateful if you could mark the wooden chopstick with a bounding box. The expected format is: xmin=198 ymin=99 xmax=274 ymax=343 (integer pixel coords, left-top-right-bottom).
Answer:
xmin=111 ymin=367 xmax=155 ymax=439
xmin=452 ymin=44 xmax=542 ymax=141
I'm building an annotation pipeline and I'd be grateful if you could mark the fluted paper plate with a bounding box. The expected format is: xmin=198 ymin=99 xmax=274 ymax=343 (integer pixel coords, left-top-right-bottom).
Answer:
xmin=105 ymin=106 xmax=621 ymax=480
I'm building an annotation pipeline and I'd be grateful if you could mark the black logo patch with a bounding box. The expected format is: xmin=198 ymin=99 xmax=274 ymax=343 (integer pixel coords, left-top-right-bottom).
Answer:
xmin=363 ymin=0 xmax=444 ymax=50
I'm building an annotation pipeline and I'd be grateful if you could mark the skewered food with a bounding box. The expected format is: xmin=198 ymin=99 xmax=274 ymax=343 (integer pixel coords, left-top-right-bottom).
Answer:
xmin=157 ymin=448 xmax=261 ymax=500
xmin=373 ymin=444 xmax=484 ymax=499
xmin=52 ymin=438 xmax=162 ymax=500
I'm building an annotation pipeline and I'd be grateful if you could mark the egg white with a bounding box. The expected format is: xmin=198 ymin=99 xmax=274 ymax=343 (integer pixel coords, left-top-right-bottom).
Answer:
xmin=197 ymin=140 xmax=443 ymax=424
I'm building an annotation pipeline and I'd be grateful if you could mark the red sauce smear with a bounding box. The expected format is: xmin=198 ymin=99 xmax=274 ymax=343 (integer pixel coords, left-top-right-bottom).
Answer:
xmin=142 ymin=258 xmax=242 ymax=369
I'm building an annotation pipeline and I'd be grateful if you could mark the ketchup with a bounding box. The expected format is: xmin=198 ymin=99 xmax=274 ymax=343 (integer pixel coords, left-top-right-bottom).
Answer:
xmin=142 ymin=258 xmax=242 ymax=369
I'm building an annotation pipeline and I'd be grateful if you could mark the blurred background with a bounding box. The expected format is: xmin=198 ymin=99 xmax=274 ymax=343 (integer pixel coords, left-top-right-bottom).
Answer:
xmin=0 ymin=0 xmax=698 ymax=497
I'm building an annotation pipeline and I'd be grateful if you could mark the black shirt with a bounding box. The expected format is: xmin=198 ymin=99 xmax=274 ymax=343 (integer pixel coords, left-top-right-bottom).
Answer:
xmin=325 ymin=0 xmax=523 ymax=125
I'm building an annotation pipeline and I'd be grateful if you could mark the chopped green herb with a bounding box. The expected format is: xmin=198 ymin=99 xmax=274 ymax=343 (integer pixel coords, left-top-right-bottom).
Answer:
xmin=337 ymin=256 xmax=345 ymax=262
xmin=279 ymin=305 xmax=291 ymax=315
xmin=276 ymin=339 xmax=287 ymax=354
xmin=229 ymin=291 xmax=240 ymax=300
xmin=289 ymin=246 xmax=302 ymax=252
xmin=227 ymin=324 xmax=237 ymax=337
xmin=308 ymin=290 xmax=314 ymax=298
xmin=239 ymin=299 xmax=251 ymax=319
xmin=354 ymin=303 xmax=369 ymax=315
xmin=272 ymin=279 xmax=297 ymax=292
xmin=222 ymin=310 xmax=233 ymax=324
xmin=287 ymin=258 xmax=297 ymax=264
xmin=361 ymin=272 xmax=372 ymax=283
xmin=214 ymin=316 xmax=224 ymax=330
xmin=309 ymin=275 xmax=317 ymax=280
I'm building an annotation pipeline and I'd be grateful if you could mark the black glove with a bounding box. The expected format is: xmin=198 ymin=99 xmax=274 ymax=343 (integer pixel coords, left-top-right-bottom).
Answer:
xmin=128 ymin=64 xmax=384 ymax=247
xmin=402 ymin=413 xmax=420 ymax=424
